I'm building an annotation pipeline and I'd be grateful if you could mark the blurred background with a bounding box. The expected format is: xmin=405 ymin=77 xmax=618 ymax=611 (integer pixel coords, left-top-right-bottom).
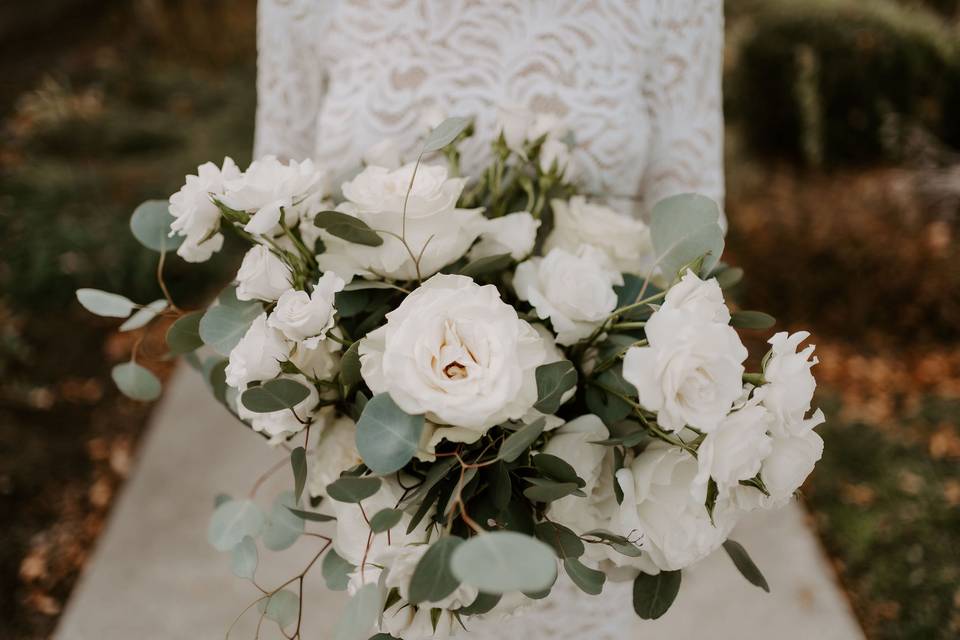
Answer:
xmin=0 ymin=0 xmax=957 ymax=638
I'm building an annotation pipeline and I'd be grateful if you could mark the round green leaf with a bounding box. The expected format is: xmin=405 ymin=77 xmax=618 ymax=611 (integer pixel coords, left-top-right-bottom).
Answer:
xmin=532 ymin=453 xmax=584 ymax=486
xmin=286 ymin=507 xmax=335 ymax=522
xmin=326 ymin=476 xmax=382 ymax=503
xmin=241 ymin=379 xmax=312 ymax=413
xmin=715 ymin=266 xmax=744 ymax=290
xmin=422 ymin=116 xmax=471 ymax=152
xmin=333 ymin=583 xmax=381 ymax=640
xmin=322 ymin=548 xmax=355 ymax=591
xmin=263 ymin=491 xmax=304 ymax=551
xmin=258 ymin=589 xmax=299 ymax=629
xmin=130 ymin=200 xmax=184 ymax=252
xmin=111 ymin=362 xmax=162 ymax=402
xmin=291 ymin=446 xmax=307 ymax=504
xmin=522 ymin=478 xmax=582 ymax=503
xmin=722 ymin=539 xmax=770 ymax=592
xmin=120 ymin=299 xmax=167 ymax=331
xmin=564 ymin=558 xmax=605 ymax=595
xmin=165 ymin=311 xmax=204 ymax=355
xmin=314 ymin=211 xmax=383 ymax=247
xmin=730 ymin=310 xmax=776 ymax=330
xmin=207 ymin=499 xmax=264 ymax=552
xmin=369 ymin=508 xmax=403 ymax=534
xmin=498 ymin=418 xmax=545 ymax=463
xmin=339 ymin=340 xmax=363 ymax=388
xmin=198 ymin=302 xmax=262 ymax=356
xmin=451 ymin=531 xmax=558 ymax=594
xmin=459 ymin=253 xmax=512 ymax=279
xmin=650 ymin=194 xmax=725 ymax=280
xmin=534 ymin=522 xmax=585 ymax=558
xmin=408 ymin=536 xmax=463 ymax=604
xmin=355 ymin=394 xmax=425 ymax=475
xmin=230 ymin=536 xmax=258 ymax=580
xmin=533 ymin=361 xmax=578 ymax=414
xmin=76 ymin=288 xmax=136 ymax=318
xmin=457 ymin=592 xmax=501 ymax=616
xmin=632 ymin=570 xmax=682 ymax=620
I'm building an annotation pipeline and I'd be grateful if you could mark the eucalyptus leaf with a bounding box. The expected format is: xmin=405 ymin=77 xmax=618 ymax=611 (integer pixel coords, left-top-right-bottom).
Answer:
xmin=262 ymin=491 xmax=304 ymax=551
xmin=534 ymin=521 xmax=585 ymax=559
xmin=327 ymin=476 xmax=382 ymax=503
xmin=722 ymin=539 xmax=770 ymax=592
xmin=130 ymin=200 xmax=184 ymax=252
xmin=585 ymin=368 xmax=634 ymax=426
xmin=315 ymin=211 xmax=383 ymax=247
xmin=498 ymin=418 xmax=545 ymax=463
xmin=241 ymin=379 xmax=311 ymax=413
xmin=632 ymin=570 xmax=681 ymax=620
xmin=532 ymin=453 xmax=584 ymax=486
xmin=408 ymin=536 xmax=463 ymax=604
xmin=730 ymin=310 xmax=776 ymax=330
xmin=291 ymin=447 xmax=307 ymax=504
xmin=450 ymin=531 xmax=558 ymax=594
xmin=564 ymin=558 xmax=605 ymax=595
xmin=165 ymin=311 xmax=204 ymax=355
xmin=369 ymin=508 xmax=404 ymax=533
xmin=457 ymin=592 xmax=501 ymax=616
xmin=230 ymin=536 xmax=258 ymax=580
xmin=340 ymin=340 xmax=363 ymax=388
xmin=207 ymin=499 xmax=264 ymax=552
xmin=199 ymin=301 xmax=261 ymax=356
xmin=322 ymin=549 xmax=355 ymax=591
xmin=355 ymin=394 xmax=424 ymax=475
xmin=207 ymin=358 xmax=229 ymax=404
xmin=76 ymin=289 xmax=137 ymax=318
xmin=488 ymin=461 xmax=512 ymax=512
xmin=286 ymin=507 xmax=336 ymax=522
xmin=422 ymin=116 xmax=471 ymax=153
xmin=523 ymin=479 xmax=582 ymax=503
xmin=650 ymin=194 xmax=724 ymax=279
xmin=533 ymin=361 xmax=577 ymax=414
xmin=119 ymin=299 xmax=167 ymax=331
xmin=258 ymin=589 xmax=299 ymax=629
xmin=333 ymin=583 xmax=381 ymax=640
xmin=458 ymin=253 xmax=512 ymax=279
xmin=715 ymin=266 xmax=744 ymax=289
xmin=111 ymin=362 xmax=162 ymax=402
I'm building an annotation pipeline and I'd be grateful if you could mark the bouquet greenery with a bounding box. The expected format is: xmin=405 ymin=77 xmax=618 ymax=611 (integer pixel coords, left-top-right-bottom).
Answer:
xmin=76 ymin=114 xmax=823 ymax=640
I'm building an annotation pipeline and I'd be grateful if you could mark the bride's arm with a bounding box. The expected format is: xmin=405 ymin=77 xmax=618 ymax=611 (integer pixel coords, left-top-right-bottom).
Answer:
xmin=640 ymin=0 xmax=726 ymax=224
xmin=254 ymin=0 xmax=327 ymax=161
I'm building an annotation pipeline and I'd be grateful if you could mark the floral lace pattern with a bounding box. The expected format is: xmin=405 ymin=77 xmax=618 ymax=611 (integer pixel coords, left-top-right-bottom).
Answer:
xmin=255 ymin=0 xmax=725 ymax=218
xmin=255 ymin=2 xmax=724 ymax=636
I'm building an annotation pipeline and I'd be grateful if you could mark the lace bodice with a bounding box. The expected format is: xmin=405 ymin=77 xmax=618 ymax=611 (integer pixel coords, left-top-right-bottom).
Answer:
xmin=254 ymin=2 xmax=724 ymax=637
xmin=255 ymin=0 xmax=725 ymax=218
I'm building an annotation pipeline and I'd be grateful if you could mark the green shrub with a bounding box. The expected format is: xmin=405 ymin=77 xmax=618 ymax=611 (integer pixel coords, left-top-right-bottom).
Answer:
xmin=730 ymin=0 xmax=960 ymax=166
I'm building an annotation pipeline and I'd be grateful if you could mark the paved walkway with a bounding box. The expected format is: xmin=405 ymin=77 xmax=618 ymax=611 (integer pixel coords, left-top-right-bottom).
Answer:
xmin=55 ymin=367 xmax=865 ymax=640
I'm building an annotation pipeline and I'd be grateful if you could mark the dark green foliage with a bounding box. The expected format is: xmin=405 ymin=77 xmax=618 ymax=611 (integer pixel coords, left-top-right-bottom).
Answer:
xmin=730 ymin=0 xmax=960 ymax=166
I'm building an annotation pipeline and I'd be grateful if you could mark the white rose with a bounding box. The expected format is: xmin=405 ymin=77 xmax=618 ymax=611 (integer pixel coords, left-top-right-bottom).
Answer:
xmin=761 ymin=331 xmax=819 ymax=433
xmin=468 ymin=211 xmax=540 ymax=261
xmin=623 ymin=307 xmax=747 ymax=432
xmin=359 ymin=274 xmax=548 ymax=434
xmin=289 ymin=339 xmax=341 ymax=380
xmin=268 ymin=272 xmax=345 ymax=346
xmin=761 ymin=409 xmax=825 ymax=503
xmin=496 ymin=103 xmax=536 ymax=151
xmin=544 ymin=196 xmax=655 ymax=276
xmin=224 ymin=313 xmax=287 ymax=388
xmin=514 ymin=245 xmax=623 ymax=346
xmin=530 ymin=114 xmax=576 ymax=179
xmin=695 ymin=402 xmax=773 ymax=490
xmin=308 ymin=413 xmax=362 ymax=498
xmin=235 ymin=245 xmax=293 ymax=302
xmin=168 ymin=157 xmax=240 ymax=263
xmin=362 ymin=137 xmax=403 ymax=169
xmin=661 ymin=270 xmax=731 ymax=323
xmin=221 ymin=156 xmax=326 ymax=236
xmin=616 ymin=443 xmax=738 ymax=572
xmin=236 ymin=374 xmax=319 ymax=442
xmin=316 ymin=163 xmax=484 ymax=281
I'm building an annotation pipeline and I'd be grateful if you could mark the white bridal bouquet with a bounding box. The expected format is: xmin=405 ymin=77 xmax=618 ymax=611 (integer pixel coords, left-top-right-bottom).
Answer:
xmin=76 ymin=114 xmax=824 ymax=639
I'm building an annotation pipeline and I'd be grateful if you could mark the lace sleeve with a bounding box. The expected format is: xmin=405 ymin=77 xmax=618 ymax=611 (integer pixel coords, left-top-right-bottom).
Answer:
xmin=254 ymin=0 xmax=327 ymax=161
xmin=640 ymin=0 xmax=726 ymax=218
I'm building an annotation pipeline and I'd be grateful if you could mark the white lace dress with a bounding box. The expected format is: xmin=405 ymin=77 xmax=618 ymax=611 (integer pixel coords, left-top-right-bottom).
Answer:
xmin=255 ymin=1 xmax=724 ymax=637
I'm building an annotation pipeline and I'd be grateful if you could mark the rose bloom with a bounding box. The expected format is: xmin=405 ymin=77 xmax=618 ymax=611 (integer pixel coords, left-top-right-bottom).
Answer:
xmin=235 ymin=245 xmax=293 ymax=302
xmin=544 ymin=196 xmax=654 ymax=275
xmin=695 ymin=401 xmax=773 ymax=490
xmin=224 ymin=313 xmax=287 ymax=388
xmin=514 ymin=245 xmax=623 ymax=346
xmin=359 ymin=273 xmax=548 ymax=435
xmin=316 ymin=163 xmax=484 ymax=281
xmin=268 ymin=272 xmax=345 ymax=347
xmin=616 ymin=442 xmax=739 ymax=572
xmin=168 ymin=157 xmax=241 ymax=263
xmin=659 ymin=270 xmax=731 ymax=324
xmin=307 ymin=412 xmax=362 ymax=499
xmin=220 ymin=156 xmax=326 ymax=236
xmin=761 ymin=331 xmax=819 ymax=433
xmin=468 ymin=211 xmax=540 ymax=262
xmin=623 ymin=306 xmax=747 ymax=433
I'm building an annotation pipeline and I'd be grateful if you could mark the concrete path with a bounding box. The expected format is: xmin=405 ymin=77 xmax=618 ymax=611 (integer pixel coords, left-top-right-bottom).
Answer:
xmin=54 ymin=367 xmax=865 ymax=640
